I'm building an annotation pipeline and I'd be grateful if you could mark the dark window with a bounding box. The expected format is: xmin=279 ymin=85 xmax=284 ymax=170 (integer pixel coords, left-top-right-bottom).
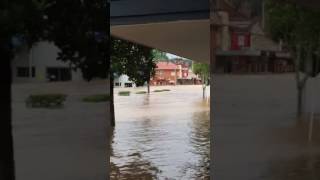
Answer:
xmin=17 ymin=67 xmax=35 ymax=77
xmin=125 ymin=83 xmax=132 ymax=87
xmin=46 ymin=67 xmax=71 ymax=82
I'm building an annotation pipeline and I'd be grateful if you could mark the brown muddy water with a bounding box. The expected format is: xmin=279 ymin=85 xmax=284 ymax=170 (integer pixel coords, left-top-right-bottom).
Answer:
xmin=110 ymin=85 xmax=210 ymax=180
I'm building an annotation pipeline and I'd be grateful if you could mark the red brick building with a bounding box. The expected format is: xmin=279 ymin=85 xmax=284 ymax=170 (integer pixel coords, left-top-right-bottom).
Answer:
xmin=150 ymin=62 xmax=178 ymax=85
xmin=150 ymin=62 xmax=191 ymax=85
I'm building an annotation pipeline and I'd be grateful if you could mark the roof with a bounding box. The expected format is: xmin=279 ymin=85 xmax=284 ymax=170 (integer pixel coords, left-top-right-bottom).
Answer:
xmin=156 ymin=62 xmax=178 ymax=70
xmin=216 ymin=49 xmax=261 ymax=56
xmin=219 ymin=0 xmax=251 ymax=21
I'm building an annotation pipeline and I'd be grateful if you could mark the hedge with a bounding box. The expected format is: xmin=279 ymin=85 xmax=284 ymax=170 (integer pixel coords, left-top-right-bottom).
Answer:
xmin=26 ymin=94 xmax=67 ymax=108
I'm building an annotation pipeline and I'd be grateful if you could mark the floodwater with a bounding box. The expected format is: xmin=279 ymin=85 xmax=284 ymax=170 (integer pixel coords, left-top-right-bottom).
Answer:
xmin=212 ymin=75 xmax=320 ymax=180
xmin=110 ymin=85 xmax=210 ymax=180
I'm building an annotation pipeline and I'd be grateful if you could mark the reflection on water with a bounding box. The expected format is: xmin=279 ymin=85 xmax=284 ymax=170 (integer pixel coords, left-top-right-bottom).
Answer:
xmin=264 ymin=149 xmax=320 ymax=180
xmin=111 ymin=86 xmax=210 ymax=179
xmin=265 ymin=114 xmax=320 ymax=180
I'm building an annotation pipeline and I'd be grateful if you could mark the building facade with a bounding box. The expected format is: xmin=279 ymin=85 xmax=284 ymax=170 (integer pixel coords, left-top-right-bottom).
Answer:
xmin=12 ymin=42 xmax=83 ymax=83
xmin=214 ymin=1 xmax=294 ymax=74
xmin=150 ymin=62 xmax=179 ymax=85
xmin=113 ymin=74 xmax=136 ymax=88
xmin=150 ymin=61 xmax=201 ymax=85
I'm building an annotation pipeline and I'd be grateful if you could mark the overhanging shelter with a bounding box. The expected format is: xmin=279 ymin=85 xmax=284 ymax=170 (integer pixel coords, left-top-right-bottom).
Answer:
xmin=110 ymin=0 xmax=211 ymax=63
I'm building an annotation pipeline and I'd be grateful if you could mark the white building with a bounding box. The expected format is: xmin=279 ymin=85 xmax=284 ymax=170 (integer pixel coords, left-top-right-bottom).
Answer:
xmin=113 ymin=74 xmax=136 ymax=88
xmin=12 ymin=41 xmax=83 ymax=83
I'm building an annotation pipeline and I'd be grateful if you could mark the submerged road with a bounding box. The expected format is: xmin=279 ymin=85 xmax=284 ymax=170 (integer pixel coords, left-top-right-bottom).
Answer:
xmin=111 ymin=85 xmax=210 ymax=179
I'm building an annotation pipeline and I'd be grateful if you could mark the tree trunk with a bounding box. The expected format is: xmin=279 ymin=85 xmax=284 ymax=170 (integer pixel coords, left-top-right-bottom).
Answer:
xmin=0 ymin=48 xmax=15 ymax=180
xmin=297 ymin=85 xmax=304 ymax=117
xmin=202 ymin=75 xmax=206 ymax=99
xmin=147 ymin=80 xmax=150 ymax=94
xmin=294 ymin=47 xmax=307 ymax=118
xmin=297 ymin=78 xmax=308 ymax=117
xmin=110 ymin=75 xmax=115 ymax=127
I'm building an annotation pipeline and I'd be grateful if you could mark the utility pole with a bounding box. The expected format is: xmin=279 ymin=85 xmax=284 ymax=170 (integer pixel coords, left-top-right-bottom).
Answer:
xmin=29 ymin=46 xmax=33 ymax=79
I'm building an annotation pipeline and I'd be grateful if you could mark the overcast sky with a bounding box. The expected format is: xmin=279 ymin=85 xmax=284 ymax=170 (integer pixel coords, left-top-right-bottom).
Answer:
xmin=166 ymin=53 xmax=182 ymax=59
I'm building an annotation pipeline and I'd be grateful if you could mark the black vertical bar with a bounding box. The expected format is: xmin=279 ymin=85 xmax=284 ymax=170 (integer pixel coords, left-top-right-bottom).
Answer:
xmin=0 ymin=47 xmax=15 ymax=180
xmin=110 ymin=74 xmax=115 ymax=127
xmin=210 ymin=0 xmax=218 ymax=179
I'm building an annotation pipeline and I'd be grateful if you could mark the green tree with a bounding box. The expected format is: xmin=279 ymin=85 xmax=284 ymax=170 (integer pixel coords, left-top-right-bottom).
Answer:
xmin=111 ymin=37 xmax=156 ymax=126
xmin=152 ymin=49 xmax=168 ymax=61
xmin=111 ymin=37 xmax=156 ymax=91
xmin=42 ymin=0 xmax=109 ymax=81
xmin=192 ymin=62 xmax=210 ymax=98
xmin=2 ymin=1 xmax=110 ymax=177
xmin=39 ymin=0 xmax=111 ymax=126
xmin=266 ymin=0 xmax=320 ymax=116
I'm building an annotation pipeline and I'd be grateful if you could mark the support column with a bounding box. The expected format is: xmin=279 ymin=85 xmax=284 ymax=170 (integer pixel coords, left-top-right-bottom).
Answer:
xmin=209 ymin=0 xmax=219 ymax=179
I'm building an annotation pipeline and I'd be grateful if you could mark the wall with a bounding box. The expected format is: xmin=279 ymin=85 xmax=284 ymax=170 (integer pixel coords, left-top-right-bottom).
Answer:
xmin=12 ymin=42 xmax=83 ymax=83
xmin=114 ymin=74 xmax=136 ymax=88
xmin=152 ymin=69 xmax=178 ymax=85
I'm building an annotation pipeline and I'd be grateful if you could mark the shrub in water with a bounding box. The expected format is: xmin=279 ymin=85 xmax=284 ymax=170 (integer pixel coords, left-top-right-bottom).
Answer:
xmin=118 ymin=91 xmax=130 ymax=96
xmin=26 ymin=94 xmax=67 ymax=108
xmin=153 ymin=89 xmax=171 ymax=93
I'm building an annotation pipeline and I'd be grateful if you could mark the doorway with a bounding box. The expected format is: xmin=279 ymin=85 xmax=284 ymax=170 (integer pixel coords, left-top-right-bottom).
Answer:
xmin=46 ymin=67 xmax=72 ymax=82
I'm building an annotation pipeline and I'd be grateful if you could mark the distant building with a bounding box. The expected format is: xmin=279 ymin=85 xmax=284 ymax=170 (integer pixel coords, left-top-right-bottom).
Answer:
xmin=177 ymin=69 xmax=202 ymax=85
xmin=215 ymin=0 xmax=294 ymax=74
xmin=12 ymin=42 xmax=83 ymax=83
xmin=150 ymin=61 xmax=201 ymax=85
xmin=113 ymin=74 xmax=136 ymax=88
xmin=150 ymin=62 xmax=178 ymax=85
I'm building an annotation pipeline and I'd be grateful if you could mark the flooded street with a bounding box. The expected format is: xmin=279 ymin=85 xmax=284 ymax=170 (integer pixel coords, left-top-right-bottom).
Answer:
xmin=212 ymin=75 xmax=320 ymax=180
xmin=111 ymin=85 xmax=210 ymax=180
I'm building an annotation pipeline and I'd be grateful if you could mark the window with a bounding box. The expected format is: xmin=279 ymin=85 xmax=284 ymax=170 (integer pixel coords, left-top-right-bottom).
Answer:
xmin=46 ymin=67 xmax=71 ymax=81
xmin=238 ymin=35 xmax=245 ymax=47
xmin=125 ymin=83 xmax=133 ymax=87
xmin=17 ymin=67 xmax=35 ymax=77
xmin=171 ymin=71 xmax=176 ymax=76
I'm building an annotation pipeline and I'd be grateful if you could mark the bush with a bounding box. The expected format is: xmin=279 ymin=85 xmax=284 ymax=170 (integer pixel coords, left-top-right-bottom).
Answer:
xmin=26 ymin=94 xmax=67 ymax=108
xmin=135 ymin=91 xmax=147 ymax=94
xmin=118 ymin=91 xmax=130 ymax=96
xmin=82 ymin=94 xmax=110 ymax=103
xmin=153 ymin=89 xmax=171 ymax=93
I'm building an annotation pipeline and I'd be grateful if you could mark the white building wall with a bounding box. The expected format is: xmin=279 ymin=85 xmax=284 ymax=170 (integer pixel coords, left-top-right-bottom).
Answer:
xmin=12 ymin=42 xmax=83 ymax=83
xmin=114 ymin=74 xmax=136 ymax=88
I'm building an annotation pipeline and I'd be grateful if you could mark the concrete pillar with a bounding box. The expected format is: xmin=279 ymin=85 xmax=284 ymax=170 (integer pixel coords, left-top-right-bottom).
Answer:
xmin=210 ymin=0 xmax=218 ymax=179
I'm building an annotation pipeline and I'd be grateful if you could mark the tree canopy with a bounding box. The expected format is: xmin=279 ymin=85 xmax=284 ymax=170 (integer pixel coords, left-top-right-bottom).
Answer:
xmin=1 ymin=0 xmax=109 ymax=81
xmin=42 ymin=0 xmax=109 ymax=81
xmin=152 ymin=49 xmax=169 ymax=61
xmin=266 ymin=0 xmax=320 ymax=77
xmin=111 ymin=37 xmax=156 ymax=86
xmin=192 ymin=62 xmax=210 ymax=85
xmin=266 ymin=0 xmax=320 ymax=115
xmin=1 ymin=0 xmax=44 ymax=58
